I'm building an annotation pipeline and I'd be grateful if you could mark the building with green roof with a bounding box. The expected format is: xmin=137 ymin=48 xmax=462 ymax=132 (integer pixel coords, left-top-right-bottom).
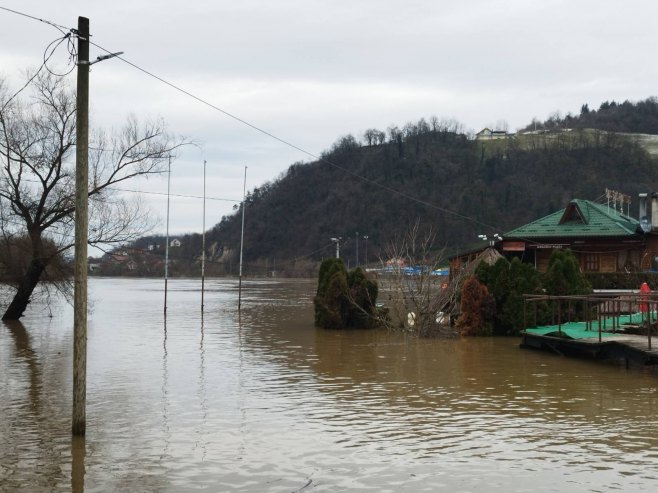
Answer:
xmin=451 ymin=195 xmax=658 ymax=274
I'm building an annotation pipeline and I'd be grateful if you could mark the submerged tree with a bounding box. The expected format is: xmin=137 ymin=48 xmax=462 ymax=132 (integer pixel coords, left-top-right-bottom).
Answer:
xmin=476 ymin=257 xmax=545 ymax=335
xmin=455 ymin=275 xmax=494 ymax=336
xmin=313 ymin=258 xmax=378 ymax=329
xmin=379 ymin=221 xmax=459 ymax=337
xmin=0 ymin=73 xmax=186 ymax=319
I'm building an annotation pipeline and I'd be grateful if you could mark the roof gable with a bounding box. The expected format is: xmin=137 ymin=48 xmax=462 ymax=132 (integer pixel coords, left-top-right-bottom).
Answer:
xmin=559 ymin=202 xmax=588 ymax=225
xmin=505 ymin=199 xmax=640 ymax=239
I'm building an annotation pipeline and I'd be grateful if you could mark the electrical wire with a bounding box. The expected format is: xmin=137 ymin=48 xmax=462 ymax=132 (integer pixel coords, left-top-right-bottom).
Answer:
xmin=0 ymin=6 xmax=501 ymax=233
xmin=87 ymin=38 xmax=500 ymax=233
xmin=43 ymin=32 xmax=77 ymax=77
xmin=105 ymin=186 xmax=239 ymax=203
xmin=0 ymin=6 xmax=70 ymax=34
xmin=0 ymin=177 xmax=240 ymax=203
xmin=0 ymin=33 xmax=73 ymax=112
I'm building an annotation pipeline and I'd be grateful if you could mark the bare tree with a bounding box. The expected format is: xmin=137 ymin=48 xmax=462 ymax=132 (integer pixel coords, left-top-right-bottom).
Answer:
xmin=0 ymin=72 xmax=187 ymax=320
xmin=378 ymin=221 xmax=460 ymax=337
xmin=363 ymin=128 xmax=378 ymax=146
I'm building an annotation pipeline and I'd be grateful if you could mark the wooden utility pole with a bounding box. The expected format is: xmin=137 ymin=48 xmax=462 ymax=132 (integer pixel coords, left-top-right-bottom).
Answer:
xmin=72 ymin=15 xmax=89 ymax=436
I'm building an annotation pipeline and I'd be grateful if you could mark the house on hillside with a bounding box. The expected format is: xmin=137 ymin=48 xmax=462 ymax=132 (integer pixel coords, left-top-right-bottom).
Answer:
xmin=170 ymin=239 xmax=181 ymax=247
xmin=451 ymin=193 xmax=658 ymax=274
xmin=476 ymin=128 xmax=512 ymax=140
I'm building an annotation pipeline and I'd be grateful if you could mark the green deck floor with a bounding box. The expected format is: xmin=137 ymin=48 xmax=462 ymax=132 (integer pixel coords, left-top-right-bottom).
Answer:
xmin=524 ymin=312 xmax=656 ymax=340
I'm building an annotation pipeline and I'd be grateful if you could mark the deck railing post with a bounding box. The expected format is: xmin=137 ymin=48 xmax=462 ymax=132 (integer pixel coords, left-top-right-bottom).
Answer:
xmin=599 ymin=305 xmax=605 ymax=342
xmin=649 ymin=300 xmax=652 ymax=351
xmin=612 ymin=299 xmax=616 ymax=333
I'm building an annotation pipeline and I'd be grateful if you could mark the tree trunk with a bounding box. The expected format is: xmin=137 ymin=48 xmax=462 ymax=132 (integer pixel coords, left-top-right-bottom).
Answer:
xmin=2 ymin=257 xmax=46 ymax=320
xmin=2 ymin=230 xmax=47 ymax=320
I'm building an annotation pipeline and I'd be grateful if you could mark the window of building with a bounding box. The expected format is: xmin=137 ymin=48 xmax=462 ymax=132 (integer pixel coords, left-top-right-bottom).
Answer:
xmin=584 ymin=254 xmax=600 ymax=272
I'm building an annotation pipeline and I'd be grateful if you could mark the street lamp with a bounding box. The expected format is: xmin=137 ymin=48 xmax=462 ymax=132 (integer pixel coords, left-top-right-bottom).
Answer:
xmin=478 ymin=233 xmax=502 ymax=246
xmin=363 ymin=235 xmax=369 ymax=267
xmin=355 ymin=231 xmax=359 ymax=266
xmin=331 ymin=237 xmax=341 ymax=258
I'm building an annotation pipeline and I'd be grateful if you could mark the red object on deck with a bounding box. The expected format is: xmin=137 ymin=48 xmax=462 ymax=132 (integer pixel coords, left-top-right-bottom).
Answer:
xmin=640 ymin=282 xmax=651 ymax=312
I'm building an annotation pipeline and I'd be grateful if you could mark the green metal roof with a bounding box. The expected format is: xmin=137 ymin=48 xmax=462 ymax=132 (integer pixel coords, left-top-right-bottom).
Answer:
xmin=505 ymin=199 xmax=640 ymax=238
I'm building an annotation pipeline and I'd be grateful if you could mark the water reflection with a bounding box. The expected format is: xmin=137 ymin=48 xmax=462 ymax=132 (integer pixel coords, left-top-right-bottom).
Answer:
xmin=162 ymin=315 xmax=170 ymax=462
xmin=71 ymin=435 xmax=85 ymax=493
xmin=3 ymin=320 xmax=43 ymax=413
xmin=196 ymin=318 xmax=208 ymax=461
xmin=2 ymin=278 xmax=658 ymax=491
xmin=1 ymin=317 xmax=73 ymax=491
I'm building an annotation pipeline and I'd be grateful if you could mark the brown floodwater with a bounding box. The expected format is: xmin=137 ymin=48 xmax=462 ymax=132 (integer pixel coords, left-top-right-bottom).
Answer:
xmin=2 ymin=278 xmax=658 ymax=492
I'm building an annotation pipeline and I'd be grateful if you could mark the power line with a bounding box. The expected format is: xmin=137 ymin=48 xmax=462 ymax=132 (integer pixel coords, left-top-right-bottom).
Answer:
xmin=87 ymin=39 xmax=499 ymax=233
xmin=0 ymin=33 xmax=74 ymax=112
xmin=0 ymin=5 xmax=498 ymax=232
xmin=294 ymin=242 xmax=335 ymax=261
xmin=106 ymin=186 xmax=239 ymax=203
xmin=1 ymin=174 xmax=240 ymax=203
xmin=0 ymin=6 xmax=70 ymax=33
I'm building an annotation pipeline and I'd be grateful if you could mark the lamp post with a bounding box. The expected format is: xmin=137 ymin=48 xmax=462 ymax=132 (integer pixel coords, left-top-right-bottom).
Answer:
xmin=363 ymin=235 xmax=369 ymax=268
xmin=478 ymin=233 xmax=502 ymax=247
xmin=355 ymin=231 xmax=359 ymax=266
xmin=201 ymin=159 xmax=206 ymax=313
xmin=238 ymin=166 xmax=247 ymax=311
xmin=164 ymin=156 xmax=171 ymax=315
xmin=331 ymin=237 xmax=341 ymax=259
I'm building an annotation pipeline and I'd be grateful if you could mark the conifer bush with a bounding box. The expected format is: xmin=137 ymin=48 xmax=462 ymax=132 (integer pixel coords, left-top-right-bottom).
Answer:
xmin=314 ymin=259 xmax=379 ymax=329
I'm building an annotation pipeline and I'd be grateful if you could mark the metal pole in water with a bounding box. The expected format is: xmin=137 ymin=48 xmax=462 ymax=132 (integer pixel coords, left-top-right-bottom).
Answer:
xmin=238 ymin=166 xmax=247 ymax=311
xmin=201 ymin=160 xmax=206 ymax=312
xmin=164 ymin=156 xmax=171 ymax=315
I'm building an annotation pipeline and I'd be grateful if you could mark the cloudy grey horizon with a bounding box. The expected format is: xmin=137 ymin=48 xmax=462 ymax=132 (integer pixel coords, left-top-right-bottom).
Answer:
xmin=2 ymin=0 xmax=657 ymax=242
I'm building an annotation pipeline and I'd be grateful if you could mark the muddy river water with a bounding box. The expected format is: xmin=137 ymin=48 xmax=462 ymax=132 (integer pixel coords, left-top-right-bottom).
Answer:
xmin=2 ymin=278 xmax=658 ymax=492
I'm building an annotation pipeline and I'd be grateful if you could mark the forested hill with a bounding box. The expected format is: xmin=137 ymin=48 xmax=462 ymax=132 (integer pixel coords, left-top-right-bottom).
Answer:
xmin=179 ymin=120 xmax=655 ymax=274
xmin=126 ymin=116 xmax=658 ymax=276
xmin=521 ymin=97 xmax=658 ymax=135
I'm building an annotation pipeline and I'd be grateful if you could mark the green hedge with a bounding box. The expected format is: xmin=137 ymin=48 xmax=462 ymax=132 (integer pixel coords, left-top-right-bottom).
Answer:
xmin=584 ymin=272 xmax=658 ymax=290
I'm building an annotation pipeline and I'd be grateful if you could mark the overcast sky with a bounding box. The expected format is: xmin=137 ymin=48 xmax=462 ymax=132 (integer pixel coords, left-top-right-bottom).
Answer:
xmin=2 ymin=0 xmax=658 ymax=240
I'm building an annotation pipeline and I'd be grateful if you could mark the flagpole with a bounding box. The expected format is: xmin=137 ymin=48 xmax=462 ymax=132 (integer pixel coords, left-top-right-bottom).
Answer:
xmin=238 ymin=166 xmax=247 ymax=311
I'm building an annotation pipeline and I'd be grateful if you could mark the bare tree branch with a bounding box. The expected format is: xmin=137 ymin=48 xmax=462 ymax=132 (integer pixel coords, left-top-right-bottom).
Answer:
xmin=0 ymin=71 xmax=190 ymax=319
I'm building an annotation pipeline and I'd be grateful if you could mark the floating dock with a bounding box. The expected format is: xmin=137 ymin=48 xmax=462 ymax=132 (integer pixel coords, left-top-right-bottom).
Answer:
xmin=521 ymin=293 xmax=658 ymax=367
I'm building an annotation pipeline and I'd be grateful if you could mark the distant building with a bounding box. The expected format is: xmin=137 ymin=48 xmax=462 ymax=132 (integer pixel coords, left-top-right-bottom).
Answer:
xmin=476 ymin=128 xmax=512 ymax=140
xmin=170 ymin=239 xmax=181 ymax=247
xmin=88 ymin=257 xmax=102 ymax=272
